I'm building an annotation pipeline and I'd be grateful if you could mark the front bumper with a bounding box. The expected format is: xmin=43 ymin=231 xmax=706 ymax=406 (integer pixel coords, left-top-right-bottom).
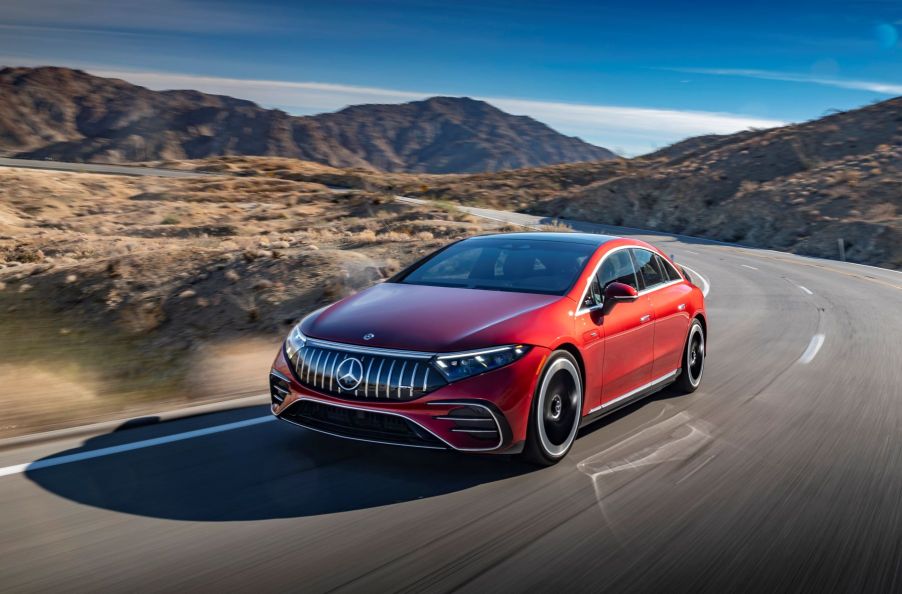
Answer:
xmin=270 ymin=345 xmax=548 ymax=453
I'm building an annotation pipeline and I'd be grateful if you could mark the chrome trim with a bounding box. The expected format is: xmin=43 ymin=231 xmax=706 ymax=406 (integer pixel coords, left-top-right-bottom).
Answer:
xmin=433 ymin=415 xmax=496 ymax=423
xmin=363 ymin=358 xmax=374 ymax=397
xmin=320 ymin=352 xmax=333 ymax=390
xmin=305 ymin=337 xmax=435 ymax=359
xmin=576 ymin=246 xmax=685 ymax=315
xmin=270 ymin=369 xmax=292 ymax=384
xmin=294 ymin=347 xmax=306 ymax=378
xmin=638 ymin=279 xmax=682 ymax=296
xmin=397 ymin=361 xmax=408 ymax=398
xmin=375 ymin=359 xmax=385 ymax=396
xmin=588 ymin=369 xmax=679 ymax=414
xmin=329 ymin=352 xmax=343 ymax=392
xmin=450 ymin=428 xmax=499 ymax=434
xmin=426 ymin=400 xmax=505 ymax=451
xmin=308 ymin=349 xmax=322 ymax=384
xmin=408 ymin=363 xmax=419 ymax=398
xmin=276 ymin=397 xmax=447 ymax=451
xmin=385 ymin=361 xmax=396 ymax=398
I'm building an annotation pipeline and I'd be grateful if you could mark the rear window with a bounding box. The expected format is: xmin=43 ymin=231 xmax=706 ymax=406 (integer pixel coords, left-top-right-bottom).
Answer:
xmin=396 ymin=238 xmax=594 ymax=295
xmin=657 ymin=255 xmax=683 ymax=281
xmin=631 ymin=248 xmax=666 ymax=289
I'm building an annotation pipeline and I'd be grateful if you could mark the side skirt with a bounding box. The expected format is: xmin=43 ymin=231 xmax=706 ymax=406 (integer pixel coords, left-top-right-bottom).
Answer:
xmin=578 ymin=369 xmax=681 ymax=429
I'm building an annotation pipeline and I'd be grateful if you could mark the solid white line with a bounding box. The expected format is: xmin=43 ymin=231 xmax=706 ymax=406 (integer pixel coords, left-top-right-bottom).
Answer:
xmin=680 ymin=265 xmax=711 ymax=297
xmin=798 ymin=334 xmax=825 ymax=365
xmin=798 ymin=285 xmax=814 ymax=295
xmin=0 ymin=416 xmax=275 ymax=478
xmin=741 ymin=264 xmax=758 ymax=270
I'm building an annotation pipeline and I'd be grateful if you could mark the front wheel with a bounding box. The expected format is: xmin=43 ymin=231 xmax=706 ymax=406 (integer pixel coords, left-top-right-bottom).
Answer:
xmin=521 ymin=350 xmax=583 ymax=466
xmin=674 ymin=319 xmax=705 ymax=393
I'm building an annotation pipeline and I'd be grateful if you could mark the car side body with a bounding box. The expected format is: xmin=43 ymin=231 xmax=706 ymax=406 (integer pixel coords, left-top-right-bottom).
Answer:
xmin=270 ymin=232 xmax=706 ymax=461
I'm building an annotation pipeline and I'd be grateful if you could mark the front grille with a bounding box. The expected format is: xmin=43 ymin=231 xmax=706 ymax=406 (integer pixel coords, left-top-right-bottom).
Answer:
xmin=281 ymin=400 xmax=445 ymax=448
xmin=286 ymin=343 xmax=446 ymax=402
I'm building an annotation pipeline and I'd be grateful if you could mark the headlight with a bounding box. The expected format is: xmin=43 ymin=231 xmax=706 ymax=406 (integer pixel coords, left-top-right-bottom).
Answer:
xmin=284 ymin=324 xmax=307 ymax=362
xmin=433 ymin=345 xmax=531 ymax=382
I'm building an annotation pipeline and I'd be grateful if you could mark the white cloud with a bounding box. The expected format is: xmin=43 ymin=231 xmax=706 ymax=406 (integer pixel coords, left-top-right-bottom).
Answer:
xmin=88 ymin=68 xmax=785 ymax=155
xmin=675 ymin=68 xmax=902 ymax=96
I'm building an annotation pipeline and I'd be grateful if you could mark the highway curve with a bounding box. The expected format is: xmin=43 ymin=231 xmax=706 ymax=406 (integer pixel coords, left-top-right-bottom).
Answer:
xmin=1 ymin=198 xmax=901 ymax=592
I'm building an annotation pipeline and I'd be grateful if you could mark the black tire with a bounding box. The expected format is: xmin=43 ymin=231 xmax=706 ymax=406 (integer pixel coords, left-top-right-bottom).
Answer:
xmin=521 ymin=350 xmax=583 ymax=466
xmin=674 ymin=319 xmax=705 ymax=393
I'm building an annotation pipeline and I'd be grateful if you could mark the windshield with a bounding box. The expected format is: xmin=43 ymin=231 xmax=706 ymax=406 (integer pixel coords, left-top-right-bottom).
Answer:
xmin=396 ymin=238 xmax=594 ymax=295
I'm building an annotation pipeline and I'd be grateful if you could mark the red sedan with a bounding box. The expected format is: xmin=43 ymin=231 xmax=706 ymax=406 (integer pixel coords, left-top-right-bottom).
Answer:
xmin=270 ymin=233 xmax=706 ymax=465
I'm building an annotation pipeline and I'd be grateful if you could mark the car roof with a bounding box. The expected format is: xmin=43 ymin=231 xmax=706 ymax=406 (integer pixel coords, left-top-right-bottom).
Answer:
xmin=470 ymin=231 xmax=619 ymax=246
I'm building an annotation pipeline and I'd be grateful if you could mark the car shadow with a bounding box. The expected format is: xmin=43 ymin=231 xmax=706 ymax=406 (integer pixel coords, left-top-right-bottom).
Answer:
xmin=25 ymin=406 xmax=537 ymax=522
xmin=575 ymin=385 xmax=690 ymax=441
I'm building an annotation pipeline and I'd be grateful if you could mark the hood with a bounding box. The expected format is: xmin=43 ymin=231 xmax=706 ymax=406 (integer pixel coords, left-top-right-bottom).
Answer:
xmin=303 ymin=282 xmax=564 ymax=352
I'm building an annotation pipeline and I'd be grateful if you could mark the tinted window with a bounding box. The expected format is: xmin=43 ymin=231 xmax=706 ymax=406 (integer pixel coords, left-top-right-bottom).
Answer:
xmin=582 ymin=276 xmax=602 ymax=309
xmin=599 ymin=250 xmax=640 ymax=290
xmin=632 ymin=249 xmax=666 ymax=289
xmin=657 ymin=255 xmax=682 ymax=281
xmin=398 ymin=238 xmax=594 ymax=295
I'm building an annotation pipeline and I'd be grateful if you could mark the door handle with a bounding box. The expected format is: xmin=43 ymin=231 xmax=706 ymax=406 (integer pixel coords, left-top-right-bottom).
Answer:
xmin=640 ymin=314 xmax=652 ymax=323
xmin=677 ymin=303 xmax=686 ymax=311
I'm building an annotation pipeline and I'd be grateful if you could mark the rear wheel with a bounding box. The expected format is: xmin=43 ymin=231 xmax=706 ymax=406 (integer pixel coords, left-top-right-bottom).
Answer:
xmin=522 ymin=351 xmax=583 ymax=466
xmin=674 ymin=319 xmax=705 ymax=393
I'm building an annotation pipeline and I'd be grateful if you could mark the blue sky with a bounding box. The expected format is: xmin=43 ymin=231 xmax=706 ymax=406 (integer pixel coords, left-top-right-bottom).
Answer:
xmin=1 ymin=0 xmax=900 ymax=154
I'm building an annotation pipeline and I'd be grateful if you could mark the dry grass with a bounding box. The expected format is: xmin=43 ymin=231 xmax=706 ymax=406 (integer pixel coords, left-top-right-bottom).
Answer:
xmin=0 ymin=165 xmax=496 ymax=437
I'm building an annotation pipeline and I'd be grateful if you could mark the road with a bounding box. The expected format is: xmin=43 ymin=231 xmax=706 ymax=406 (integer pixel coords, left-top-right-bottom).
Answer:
xmin=1 ymin=170 xmax=902 ymax=592
xmin=0 ymin=157 xmax=206 ymax=178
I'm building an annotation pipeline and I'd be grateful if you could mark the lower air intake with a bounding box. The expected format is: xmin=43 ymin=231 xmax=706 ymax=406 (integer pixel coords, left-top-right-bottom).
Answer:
xmin=280 ymin=400 xmax=446 ymax=449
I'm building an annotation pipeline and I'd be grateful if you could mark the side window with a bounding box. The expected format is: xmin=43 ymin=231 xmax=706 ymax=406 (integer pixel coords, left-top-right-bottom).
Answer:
xmin=582 ymin=276 xmax=602 ymax=309
xmin=631 ymin=249 xmax=665 ymax=289
xmin=656 ymin=255 xmax=682 ymax=281
xmin=598 ymin=250 xmax=640 ymax=290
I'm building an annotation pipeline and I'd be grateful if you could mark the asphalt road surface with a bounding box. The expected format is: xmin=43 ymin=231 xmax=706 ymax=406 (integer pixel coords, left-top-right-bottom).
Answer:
xmin=1 ymin=173 xmax=901 ymax=592
xmin=0 ymin=157 xmax=206 ymax=178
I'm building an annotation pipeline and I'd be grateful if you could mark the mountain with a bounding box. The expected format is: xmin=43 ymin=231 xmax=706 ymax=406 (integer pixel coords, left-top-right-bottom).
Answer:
xmin=397 ymin=95 xmax=902 ymax=268
xmin=0 ymin=66 xmax=616 ymax=173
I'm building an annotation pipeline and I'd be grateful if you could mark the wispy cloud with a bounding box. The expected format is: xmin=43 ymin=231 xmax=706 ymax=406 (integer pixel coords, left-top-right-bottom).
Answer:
xmin=83 ymin=68 xmax=785 ymax=155
xmin=673 ymin=67 xmax=902 ymax=95
xmin=0 ymin=0 xmax=277 ymax=34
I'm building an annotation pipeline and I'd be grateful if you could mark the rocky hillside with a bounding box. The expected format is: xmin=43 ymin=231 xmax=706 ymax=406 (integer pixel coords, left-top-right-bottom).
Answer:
xmin=400 ymin=96 xmax=902 ymax=269
xmin=0 ymin=66 xmax=615 ymax=173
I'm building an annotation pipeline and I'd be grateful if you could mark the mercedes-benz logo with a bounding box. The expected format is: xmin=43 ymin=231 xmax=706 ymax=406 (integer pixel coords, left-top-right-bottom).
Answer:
xmin=363 ymin=333 xmax=375 ymax=340
xmin=335 ymin=357 xmax=364 ymax=391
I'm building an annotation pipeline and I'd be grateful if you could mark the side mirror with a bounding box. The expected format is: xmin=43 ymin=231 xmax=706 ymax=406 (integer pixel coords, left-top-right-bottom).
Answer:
xmin=604 ymin=281 xmax=638 ymax=302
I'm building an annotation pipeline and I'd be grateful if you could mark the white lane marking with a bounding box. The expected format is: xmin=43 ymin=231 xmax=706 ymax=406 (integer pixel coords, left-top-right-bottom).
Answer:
xmin=675 ymin=453 xmax=718 ymax=485
xmin=0 ymin=416 xmax=275 ymax=478
xmin=797 ymin=285 xmax=814 ymax=295
xmin=679 ymin=265 xmax=710 ymax=297
xmin=741 ymin=264 xmax=758 ymax=270
xmin=684 ymin=250 xmax=699 ymax=255
xmin=798 ymin=334 xmax=825 ymax=364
